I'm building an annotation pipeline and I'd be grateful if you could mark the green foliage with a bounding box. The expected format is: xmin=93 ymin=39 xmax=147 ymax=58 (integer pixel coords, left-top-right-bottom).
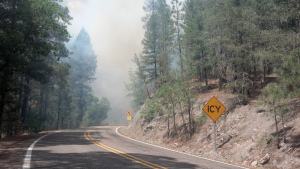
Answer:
xmin=2 ymin=94 xmax=22 ymax=135
xmin=68 ymin=27 xmax=99 ymax=128
xmin=0 ymin=1 xmax=111 ymax=135
xmin=142 ymin=12 xmax=160 ymax=84
xmin=140 ymin=100 xmax=160 ymax=122
xmin=259 ymin=83 xmax=285 ymax=106
xmin=0 ymin=0 xmax=72 ymax=136
xmin=259 ymin=82 xmax=286 ymax=148
xmin=277 ymin=48 xmax=300 ymax=98
xmin=81 ymin=97 xmax=111 ymax=127
xmin=25 ymin=110 xmax=45 ymax=133
xmin=141 ymin=0 xmax=174 ymax=88
xmin=126 ymin=0 xmax=300 ymax=141
xmin=194 ymin=111 xmax=207 ymax=124
xmin=125 ymin=70 xmax=147 ymax=112
xmin=183 ymin=0 xmax=211 ymax=83
xmin=156 ymin=83 xmax=174 ymax=105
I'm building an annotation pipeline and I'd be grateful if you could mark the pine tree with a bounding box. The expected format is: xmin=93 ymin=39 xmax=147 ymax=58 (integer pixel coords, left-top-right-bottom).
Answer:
xmin=53 ymin=63 xmax=71 ymax=130
xmin=68 ymin=28 xmax=97 ymax=127
xmin=141 ymin=0 xmax=174 ymax=90
xmin=133 ymin=54 xmax=151 ymax=99
xmin=260 ymin=83 xmax=285 ymax=149
xmin=156 ymin=0 xmax=174 ymax=85
xmin=0 ymin=0 xmax=71 ymax=136
xmin=183 ymin=0 xmax=210 ymax=86
xmin=142 ymin=13 xmax=160 ymax=89
xmin=171 ymin=0 xmax=184 ymax=72
xmin=274 ymin=0 xmax=300 ymax=97
xmin=125 ymin=69 xmax=148 ymax=112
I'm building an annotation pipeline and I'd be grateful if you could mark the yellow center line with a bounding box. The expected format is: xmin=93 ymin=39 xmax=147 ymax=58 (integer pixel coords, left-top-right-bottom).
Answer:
xmin=84 ymin=130 xmax=165 ymax=169
xmin=84 ymin=130 xmax=167 ymax=169
xmin=86 ymin=131 xmax=166 ymax=169
xmin=84 ymin=131 xmax=154 ymax=168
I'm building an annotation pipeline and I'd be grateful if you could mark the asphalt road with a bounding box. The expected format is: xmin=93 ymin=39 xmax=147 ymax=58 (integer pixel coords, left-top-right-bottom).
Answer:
xmin=25 ymin=126 xmax=247 ymax=169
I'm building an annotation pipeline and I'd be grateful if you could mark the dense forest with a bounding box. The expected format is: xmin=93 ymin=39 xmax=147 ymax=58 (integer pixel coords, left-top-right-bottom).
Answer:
xmin=126 ymin=0 xmax=300 ymax=141
xmin=0 ymin=0 xmax=110 ymax=138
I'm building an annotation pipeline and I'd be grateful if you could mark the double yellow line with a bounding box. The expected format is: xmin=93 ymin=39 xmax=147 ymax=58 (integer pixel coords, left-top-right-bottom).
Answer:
xmin=84 ymin=130 xmax=167 ymax=169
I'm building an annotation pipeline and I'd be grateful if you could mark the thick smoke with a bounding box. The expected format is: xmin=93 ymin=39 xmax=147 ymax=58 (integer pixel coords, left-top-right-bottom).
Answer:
xmin=64 ymin=0 xmax=145 ymax=124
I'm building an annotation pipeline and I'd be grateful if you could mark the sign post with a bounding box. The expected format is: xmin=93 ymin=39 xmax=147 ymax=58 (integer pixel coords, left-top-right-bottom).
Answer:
xmin=126 ymin=110 xmax=132 ymax=121
xmin=214 ymin=122 xmax=216 ymax=151
xmin=202 ymin=96 xmax=226 ymax=151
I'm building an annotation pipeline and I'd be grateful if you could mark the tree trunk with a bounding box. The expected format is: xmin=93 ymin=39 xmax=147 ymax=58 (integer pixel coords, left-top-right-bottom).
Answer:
xmin=219 ymin=66 xmax=227 ymax=91
xmin=188 ymin=95 xmax=192 ymax=138
xmin=18 ymin=76 xmax=24 ymax=115
xmin=218 ymin=31 xmax=227 ymax=91
xmin=260 ymin=59 xmax=266 ymax=88
xmin=173 ymin=104 xmax=176 ymax=131
xmin=204 ymin=67 xmax=208 ymax=86
xmin=232 ymin=57 xmax=238 ymax=93
xmin=177 ymin=24 xmax=183 ymax=73
xmin=242 ymin=73 xmax=250 ymax=103
xmin=167 ymin=113 xmax=170 ymax=138
xmin=78 ymin=87 xmax=84 ymax=127
xmin=0 ymin=93 xmax=6 ymax=139
xmin=274 ymin=107 xmax=280 ymax=149
xmin=39 ymin=86 xmax=44 ymax=117
xmin=154 ymin=56 xmax=157 ymax=90
xmin=179 ymin=43 xmax=183 ymax=73
xmin=43 ymin=86 xmax=48 ymax=130
xmin=144 ymin=83 xmax=151 ymax=99
xmin=21 ymin=77 xmax=30 ymax=124
xmin=197 ymin=65 xmax=202 ymax=82
xmin=280 ymin=112 xmax=286 ymax=143
xmin=61 ymin=116 xmax=64 ymax=129
xmin=57 ymin=89 xmax=62 ymax=130
xmin=179 ymin=103 xmax=185 ymax=125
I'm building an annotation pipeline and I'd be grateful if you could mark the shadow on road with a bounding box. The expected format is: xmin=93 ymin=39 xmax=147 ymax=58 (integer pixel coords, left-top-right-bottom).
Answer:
xmin=34 ymin=129 xmax=104 ymax=147
xmin=31 ymin=150 xmax=200 ymax=169
xmin=31 ymin=128 xmax=201 ymax=169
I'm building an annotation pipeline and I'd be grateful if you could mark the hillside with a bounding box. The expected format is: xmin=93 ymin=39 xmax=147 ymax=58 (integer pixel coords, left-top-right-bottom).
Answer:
xmin=120 ymin=79 xmax=300 ymax=169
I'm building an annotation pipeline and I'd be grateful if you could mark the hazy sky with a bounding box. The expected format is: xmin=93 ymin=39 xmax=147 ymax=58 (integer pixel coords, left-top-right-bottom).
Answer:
xmin=64 ymin=0 xmax=146 ymax=124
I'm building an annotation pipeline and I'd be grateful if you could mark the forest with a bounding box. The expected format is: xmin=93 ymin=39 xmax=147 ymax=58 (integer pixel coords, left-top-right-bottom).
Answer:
xmin=0 ymin=0 xmax=110 ymax=138
xmin=126 ymin=0 xmax=300 ymax=142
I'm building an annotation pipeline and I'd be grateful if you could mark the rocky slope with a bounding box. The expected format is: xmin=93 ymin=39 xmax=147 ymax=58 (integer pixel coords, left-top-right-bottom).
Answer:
xmin=120 ymin=85 xmax=300 ymax=169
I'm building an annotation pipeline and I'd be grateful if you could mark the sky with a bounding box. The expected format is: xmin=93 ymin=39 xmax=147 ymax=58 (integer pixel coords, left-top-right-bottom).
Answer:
xmin=63 ymin=0 xmax=146 ymax=124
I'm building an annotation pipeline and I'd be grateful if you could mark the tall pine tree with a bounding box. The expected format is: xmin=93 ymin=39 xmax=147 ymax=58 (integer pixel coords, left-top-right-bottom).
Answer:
xmin=69 ymin=28 xmax=97 ymax=127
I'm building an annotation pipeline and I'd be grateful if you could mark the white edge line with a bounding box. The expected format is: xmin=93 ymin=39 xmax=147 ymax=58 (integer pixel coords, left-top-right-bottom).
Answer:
xmin=116 ymin=126 xmax=249 ymax=169
xmin=22 ymin=132 xmax=59 ymax=169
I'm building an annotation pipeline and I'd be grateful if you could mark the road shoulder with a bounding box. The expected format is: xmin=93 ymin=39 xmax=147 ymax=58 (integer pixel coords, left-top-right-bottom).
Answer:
xmin=0 ymin=131 xmax=57 ymax=169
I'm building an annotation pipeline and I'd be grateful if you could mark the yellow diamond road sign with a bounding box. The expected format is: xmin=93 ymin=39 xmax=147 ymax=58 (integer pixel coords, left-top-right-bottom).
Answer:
xmin=202 ymin=96 xmax=226 ymax=122
xmin=127 ymin=116 xmax=131 ymax=120
xmin=126 ymin=110 xmax=132 ymax=116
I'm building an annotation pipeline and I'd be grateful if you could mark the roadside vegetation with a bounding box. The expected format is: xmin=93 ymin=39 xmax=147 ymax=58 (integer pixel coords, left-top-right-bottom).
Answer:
xmin=126 ymin=0 xmax=300 ymax=146
xmin=0 ymin=0 xmax=110 ymax=138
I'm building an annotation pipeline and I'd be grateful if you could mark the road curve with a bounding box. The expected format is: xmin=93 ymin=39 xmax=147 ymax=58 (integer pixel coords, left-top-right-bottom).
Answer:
xmin=27 ymin=126 xmax=247 ymax=169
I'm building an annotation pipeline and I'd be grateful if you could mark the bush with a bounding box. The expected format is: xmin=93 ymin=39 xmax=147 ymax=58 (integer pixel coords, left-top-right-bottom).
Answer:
xmin=194 ymin=111 xmax=207 ymax=124
xmin=140 ymin=100 xmax=160 ymax=122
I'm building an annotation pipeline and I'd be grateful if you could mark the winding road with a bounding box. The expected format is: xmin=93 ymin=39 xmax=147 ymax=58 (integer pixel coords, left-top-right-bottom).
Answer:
xmin=21 ymin=126 xmax=247 ymax=169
